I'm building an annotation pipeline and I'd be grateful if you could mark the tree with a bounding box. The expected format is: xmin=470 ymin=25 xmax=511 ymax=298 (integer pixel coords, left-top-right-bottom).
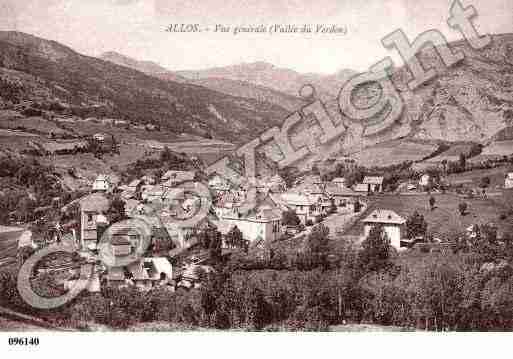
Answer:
xmin=282 ymin=210 xmax=301 ymax=227
xmin=306 ymin=224 xmax=330 ymax=269
xmin=458 ymin=202 xmax=468 ymax=216
xmin=345 ymin=168 xmax=366 ymax=188
xmin=108 ymin=195 xmax=126 ymax=223
xmin=406 ymin=211 xmax=428 ymax=239
xmin=479 ymin=176 xmax=491 ymax=189
xmin=246 ymin=285 xmax=268 ymax=330
xmin=359 ymin=225 xmax=391 ymax=272
xmin=429 ymin=196 xmax=436 ymax=211
xmin=225 ymin=226 xmax=244 ymax=249
xmin=459 ymin=153 xmax=467 ymax=172
xmin=278 ymin=166 xmax=300 ymax=189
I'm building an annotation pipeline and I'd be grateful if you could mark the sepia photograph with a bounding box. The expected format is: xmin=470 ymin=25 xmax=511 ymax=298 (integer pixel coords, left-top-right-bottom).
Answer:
xmin=0 ymin=0 xmax=512 ymax=354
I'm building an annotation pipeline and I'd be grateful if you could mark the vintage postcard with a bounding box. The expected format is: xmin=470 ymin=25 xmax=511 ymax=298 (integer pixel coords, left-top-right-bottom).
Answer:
xmin=0 ymin=0 xmax=512 ymax=351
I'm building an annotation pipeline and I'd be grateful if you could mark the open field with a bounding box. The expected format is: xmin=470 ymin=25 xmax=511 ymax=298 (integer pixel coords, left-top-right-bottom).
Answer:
xmin=481 ymin=140 xmax=513 ymax=156
xmin=343 ymin=193 xmax=509 ymax=240
xmin=445 ymin=165 xmax=513 ymax=188
xmin=351 ymin=140 xmax=437 ymax=167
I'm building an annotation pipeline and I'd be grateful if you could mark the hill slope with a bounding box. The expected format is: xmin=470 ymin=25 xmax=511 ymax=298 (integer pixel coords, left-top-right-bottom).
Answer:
xmin=0 ymin=31 xmax=289 ymax=143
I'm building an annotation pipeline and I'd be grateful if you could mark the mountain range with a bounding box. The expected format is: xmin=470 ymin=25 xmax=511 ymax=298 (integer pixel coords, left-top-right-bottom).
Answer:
xmin=1 ymin=31 xmax=513 ymax=165
xmin=176 ymin=61 xmax=356 ymax=100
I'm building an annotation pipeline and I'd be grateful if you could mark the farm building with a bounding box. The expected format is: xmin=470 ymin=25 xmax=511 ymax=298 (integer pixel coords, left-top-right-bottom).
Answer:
xmin=362 ymin=209 xmax=406 ymax=250
xmin=216 ymin=192 xmax=283 ymax=244
xmin=37 ymin=140 xmax=88 ymax=155
xmin=218 ymin=206 xmax=282 ymax=244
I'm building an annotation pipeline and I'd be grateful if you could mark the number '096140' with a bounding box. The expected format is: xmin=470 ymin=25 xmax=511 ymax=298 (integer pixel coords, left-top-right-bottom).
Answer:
xmin=8 ymin=337 xmax=39 ymax=346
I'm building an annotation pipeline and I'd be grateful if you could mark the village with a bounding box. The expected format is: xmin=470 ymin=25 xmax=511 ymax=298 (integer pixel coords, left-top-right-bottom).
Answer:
xmin=4 ymin=148 xmax=513 ymax=305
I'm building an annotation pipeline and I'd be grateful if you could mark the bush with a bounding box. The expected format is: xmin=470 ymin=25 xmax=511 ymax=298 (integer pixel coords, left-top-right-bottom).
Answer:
xmin=21 ymin=107 xmax=43 ymax=117
xmin=458 ymin=202 xmax=468 ymax=216
xmin=305 ymin=219 xmax=314 ymax=226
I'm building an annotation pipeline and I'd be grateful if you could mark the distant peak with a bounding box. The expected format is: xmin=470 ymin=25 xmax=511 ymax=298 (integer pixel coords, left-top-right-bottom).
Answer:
xmin=243 ymin=61 xmax=275 ymax=70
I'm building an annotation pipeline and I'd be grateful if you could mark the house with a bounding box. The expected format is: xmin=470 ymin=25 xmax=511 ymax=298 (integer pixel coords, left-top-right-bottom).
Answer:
xmin=124 ymin=199 xmax=141 ymax=217
xmin=92 ymin=174 xmax=111 ymax=192
xmin=125 ymin=258 xmax=173 ymax=291
xmin=362 ymin=209 xmax=406 ymax=249
xmin=505 ymin=173 xmax=513 ymax=189
xmin=217 ymin=192 xmax=283 ymax=244
xmin=161 ymin=170 xmax=195 ymax=185
xmin=79 ymin=193 xmax=110 ymax=250
xmin=178 ymin=263 xmax=215 ymax=288
xmin=332 ymin=177 xmax=346 ymax=188
xmin=105 ymin=266 xmax=128 ymax=287
xmin=128 ymin=179 xmax=142 ymax=192
xmin=419 ymin=174 xmax=431 ymax=188
xmin=145 ymin=257 xmax=173 ymax=283
xmin=362 ymin=176 xmax=384 ymax=192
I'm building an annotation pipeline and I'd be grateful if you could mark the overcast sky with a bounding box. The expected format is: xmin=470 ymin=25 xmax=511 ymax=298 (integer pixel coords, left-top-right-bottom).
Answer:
xmin=0 ymin=0 xmax=511 ymax=73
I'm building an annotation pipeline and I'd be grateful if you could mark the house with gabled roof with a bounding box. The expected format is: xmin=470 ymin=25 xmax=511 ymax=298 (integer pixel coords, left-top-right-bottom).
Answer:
xmin=217 ymin=192 xmax=283 ymax=244
xmin=325 ymin=183 xmax=360 ymax=208
xmin=92 ymin=174 xmax=111 ymax=193
xmin=332 ymin=177 xmax=346 ymax=188
xmin=362 ymin=209 xmax=406 ymax=249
